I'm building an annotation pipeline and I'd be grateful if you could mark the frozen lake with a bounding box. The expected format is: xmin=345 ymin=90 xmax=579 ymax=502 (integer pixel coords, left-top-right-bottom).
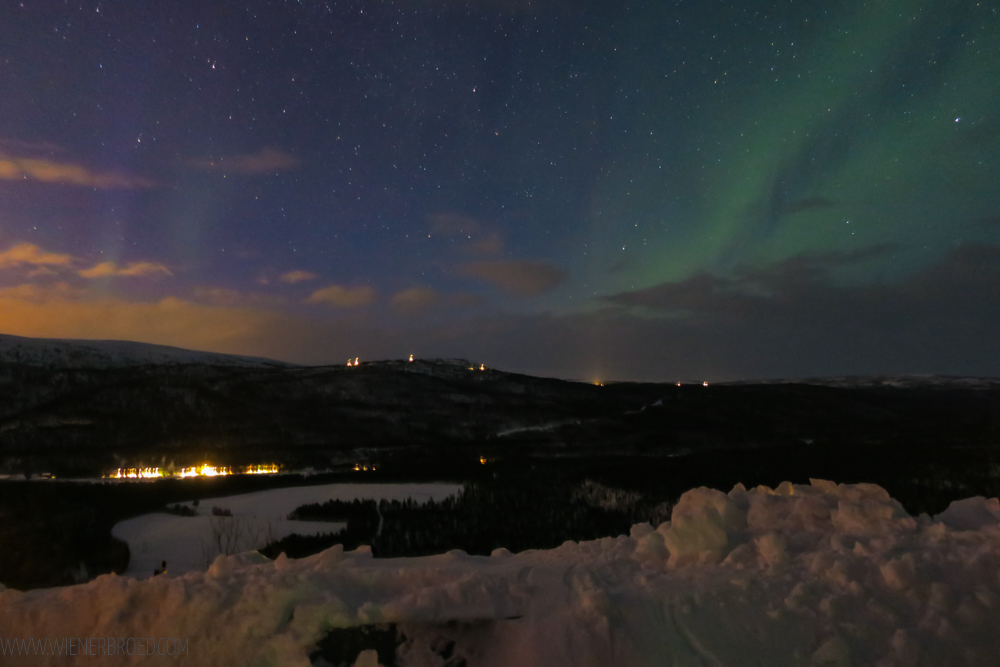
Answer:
xmin=112 ymin=482 xmax=463 ymax=577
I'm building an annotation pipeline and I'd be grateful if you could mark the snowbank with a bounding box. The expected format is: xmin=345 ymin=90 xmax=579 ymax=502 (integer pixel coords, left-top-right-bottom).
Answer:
xmin=5 ymin=480 xmax=1000 ymax=666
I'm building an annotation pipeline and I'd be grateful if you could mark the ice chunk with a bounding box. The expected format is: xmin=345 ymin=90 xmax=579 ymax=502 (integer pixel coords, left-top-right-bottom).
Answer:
xmin=633 ymin=531 xmax=669 ymax=562
xmin=659 ymin=487 xmax=745 ymax=566
xmin=629 ymin=523 xmax=654 ymax=539
xmin=353 ymin=649 xmax=384 ymax=667
xmin=775 ymin=481 xmax=795 ymax=496
xmin=880 ymin=554 xmax=917 ymax=591
xmin=830 ymin=492 xmax=909 ymax=534
xmin=810 ymin=478 xmax=839 ymax=493
xmin=754 ymin=533 xmax=788 ymax=566
xmin=810 ymin=636 xmax=850 ymax=666
xmin=935 ymin=497 xmax=1000 ymax=531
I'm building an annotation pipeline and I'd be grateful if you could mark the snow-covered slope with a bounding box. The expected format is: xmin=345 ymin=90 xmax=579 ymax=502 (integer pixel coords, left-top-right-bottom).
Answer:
xmin=0 ymin=333 xmax=293 ymax=369
xmin=4 ymin=480 xmax=1000 ymax=666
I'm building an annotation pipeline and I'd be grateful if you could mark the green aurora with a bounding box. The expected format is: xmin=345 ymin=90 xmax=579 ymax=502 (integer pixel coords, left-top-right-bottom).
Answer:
xmin=587 ymin=0 xmax=999 ymax=295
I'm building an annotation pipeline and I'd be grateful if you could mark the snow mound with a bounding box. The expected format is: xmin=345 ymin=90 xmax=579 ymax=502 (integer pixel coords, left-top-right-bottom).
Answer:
xmin=0 ymin=333 xmax=293 ymax=369
xmin=4 ymin=480 xmax=1000 ymax=666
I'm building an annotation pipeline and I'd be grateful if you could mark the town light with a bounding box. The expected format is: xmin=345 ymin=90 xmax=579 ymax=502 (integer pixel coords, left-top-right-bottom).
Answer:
xmin=111 ymin=466 xmax=163 ymax=479
xmin=106 ymin=462 xmax=278 ymax=479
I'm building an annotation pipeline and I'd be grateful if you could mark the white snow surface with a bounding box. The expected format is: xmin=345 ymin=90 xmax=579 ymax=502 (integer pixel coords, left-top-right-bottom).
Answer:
xmin=0 ymin=333 xmax=293 ymax=368
xmin=5 ymin=480 xmax=1000 ymax=666
xmin=112 ymin=483 xmax=463 ymax=577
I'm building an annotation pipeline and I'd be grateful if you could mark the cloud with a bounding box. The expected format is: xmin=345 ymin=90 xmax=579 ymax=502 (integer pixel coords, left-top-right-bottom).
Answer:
xmin=463 ymin=235 xmax=504 ymax=256
xmin=428 ymin=212 xmax=484 ymax=235
xmin=191 ymin=287 xmax=286 ymax=308
xmin=188 ymin=148 xmax=299 ymax=174
xmin=279 ymin=270 xmax=318 ymax=284
xmin=0 ymin=243 xmax=74 ymax=269
xmin=606 ymin=245 xmax=900 ymax=313
xmin=0 ymin=281 xmax=415 ymax=369
xmin=608 ymin=254 xmax=641 ymax=274
xmin=0 ymin=289 xmax=290 ymax=357
xmin=0 ymin=245 xmax=996 ymax=381
xmin=390 ymin=286 xmax=439 ymax=313
xmin=387 ymin=286 xmax=481 ymax=315
xmin=78 ymin=261 xmax=173 ymax=279
xmin=458 ymin=260 xmax=566 ymax=296
xmin=0 ymin=138 xmax=64 ymax=153
xmin=305 ymin=284 xmax=377 ymax=308
xmin=0 ymin=282 xmax=85 ymax=303
xmin=0 ymin=154 xmax=155 ymax=189
xmin=582 ymin=244 xmax=1000 ymax=379
xmin=779 ymin=196 xmax=837 ymax=217
xmin=0 ymin=244 xmax=170 ymax=281
xmin=428 ymin=212 xmax=504 ymax=255
xmin=26 ymin=266 xmax=60 ymax=278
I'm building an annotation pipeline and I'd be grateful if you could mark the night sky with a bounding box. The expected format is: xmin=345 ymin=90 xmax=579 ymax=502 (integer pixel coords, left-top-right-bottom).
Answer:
xmin=1 ymin=0 xmax=998 ymax=381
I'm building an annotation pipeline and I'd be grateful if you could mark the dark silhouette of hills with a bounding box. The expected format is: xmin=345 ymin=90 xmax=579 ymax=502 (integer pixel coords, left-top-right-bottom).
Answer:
xmin=0 ymin=339 xmax=998 ymax=477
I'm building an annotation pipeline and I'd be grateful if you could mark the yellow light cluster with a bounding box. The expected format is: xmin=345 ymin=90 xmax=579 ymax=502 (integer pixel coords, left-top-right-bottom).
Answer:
xmin=107 ymin=463 xmax=279 ymax=479
xmin=353 ymin=463 xmax=376 ymax=471
xmin=245 ymin=464 xmax=279 ymax=474
xmin=179 ymin=465 xmax=227 ymax=477
xmin=111 ymin=467 xmax=163 ymax=479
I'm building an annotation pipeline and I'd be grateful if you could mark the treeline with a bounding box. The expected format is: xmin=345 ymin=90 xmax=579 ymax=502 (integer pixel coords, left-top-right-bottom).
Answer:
xmin=261 ymin=442 xmax=1000 ymax=564
xmin=0 ymin=470 xmax=378 ymax=590
xmin=287 ymin=497 xmax=379 ymax=523
xmin=261 ymin=479 xmax=662 ymax=560
xmin=7 ymin=442 xmax=1000 ymax=590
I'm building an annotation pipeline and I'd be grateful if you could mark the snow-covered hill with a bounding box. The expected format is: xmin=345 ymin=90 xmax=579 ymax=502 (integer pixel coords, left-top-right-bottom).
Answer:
xmin=3 ymin=480 xmax=1000 ymax=666
xmin=722 ymin=374 xmax=1000 ymax=389
xmin=0 ymin=333 xmax=293 ymax=369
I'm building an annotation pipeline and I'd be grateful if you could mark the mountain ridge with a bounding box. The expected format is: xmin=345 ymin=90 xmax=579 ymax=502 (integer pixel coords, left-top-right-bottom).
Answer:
xmin=1 ymin=334 xmax=999 ymax=479
xmin=0 ymin=333 xmax=294 ymax=369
